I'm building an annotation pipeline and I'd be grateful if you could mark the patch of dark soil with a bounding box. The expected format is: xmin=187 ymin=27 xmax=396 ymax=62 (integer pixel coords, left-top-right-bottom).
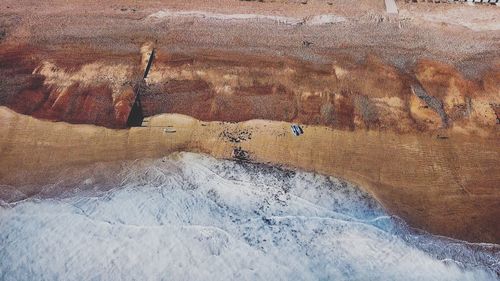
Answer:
xmin=220 ymin=128 xmax=252 ymax=143
xmin=232 ymin=147 xmax=250 ymax=161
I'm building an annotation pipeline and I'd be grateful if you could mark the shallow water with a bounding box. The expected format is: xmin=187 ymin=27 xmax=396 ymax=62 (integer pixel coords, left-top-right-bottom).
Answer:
xmin=0 ymin=152 xmax=498 ymax=281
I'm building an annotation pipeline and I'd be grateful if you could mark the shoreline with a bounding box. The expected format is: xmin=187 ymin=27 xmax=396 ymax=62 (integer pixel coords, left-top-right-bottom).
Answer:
xmin=1 ymin=0 xmax=499 ymax=245
xmin=1 ymin=107 xmax=499 ymax=243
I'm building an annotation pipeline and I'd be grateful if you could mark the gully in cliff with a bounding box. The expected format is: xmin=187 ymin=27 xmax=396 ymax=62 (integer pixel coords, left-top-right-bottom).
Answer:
xmin=127 ymin=48 xmax=156 ymax=127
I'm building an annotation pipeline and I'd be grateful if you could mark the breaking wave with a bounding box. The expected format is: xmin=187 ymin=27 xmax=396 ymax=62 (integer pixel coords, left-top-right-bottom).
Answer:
xmin=0 ymin=152 xmax=498 ymax=281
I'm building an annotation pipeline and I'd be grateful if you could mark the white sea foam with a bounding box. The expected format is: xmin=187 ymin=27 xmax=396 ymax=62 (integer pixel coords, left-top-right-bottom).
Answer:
xmin=0 ymin=152 xmax=498 ymax=281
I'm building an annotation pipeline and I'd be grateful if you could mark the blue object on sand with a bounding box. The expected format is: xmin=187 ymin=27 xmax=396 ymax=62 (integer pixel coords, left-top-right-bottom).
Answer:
xmin=291 ymin=124 xmax=303 ymax=136
xmin=297 ymin=125 xmax=304 ymax=135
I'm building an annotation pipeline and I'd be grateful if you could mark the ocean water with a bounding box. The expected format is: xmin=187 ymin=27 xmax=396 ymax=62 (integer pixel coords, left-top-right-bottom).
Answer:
xmin=0 ymin=152 xmax=498 ymax=281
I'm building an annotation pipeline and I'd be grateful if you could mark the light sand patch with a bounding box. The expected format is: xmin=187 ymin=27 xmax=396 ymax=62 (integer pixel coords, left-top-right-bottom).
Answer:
xmin=333 ymin=65 xmax=349 ymax=79
xmin=34 ymin=61 xmax=135 ymax=101
xmin=140 ymin=42 xmax=155 ymax=71
xmin=304 ymin=14 xmax=347 ymax=25
xmin=401 ymin=6 xmax=500 ymax=31
xmin=146 ymin=10 xmax=304 ymax=25
xmin=373 ymin=96 xmax=404 ymax=108
xmin=146 ymin=10 xmax=346 ymax=26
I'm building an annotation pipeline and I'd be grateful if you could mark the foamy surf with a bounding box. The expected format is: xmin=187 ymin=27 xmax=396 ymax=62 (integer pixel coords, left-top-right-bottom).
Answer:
xmin=0 ymin=152 xmax=498 ymax=280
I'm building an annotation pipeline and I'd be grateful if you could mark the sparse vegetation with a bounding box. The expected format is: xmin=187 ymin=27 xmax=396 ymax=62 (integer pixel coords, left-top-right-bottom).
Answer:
xmin=320 ymin=103 xmax=335 ymax=125
xmin=354 ymin=94 xmax=379 ymax=128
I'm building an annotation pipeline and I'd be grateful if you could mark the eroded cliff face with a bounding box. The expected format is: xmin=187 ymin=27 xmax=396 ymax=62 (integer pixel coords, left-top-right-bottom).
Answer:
xmin=2 ymin=45 xmax=499 ymax=135
xmin=0 ymin=0 xmax=499 ymax=243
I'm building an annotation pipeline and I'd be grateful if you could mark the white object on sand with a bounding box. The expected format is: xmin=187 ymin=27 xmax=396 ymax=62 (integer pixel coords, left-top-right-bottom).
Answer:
xmin=385 ymin=0 xmax=399 ymax=15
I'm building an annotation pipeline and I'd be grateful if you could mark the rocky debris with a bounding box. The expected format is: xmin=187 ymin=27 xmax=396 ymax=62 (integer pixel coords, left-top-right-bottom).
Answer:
xmin=232 ymin=147 xmax=250 ymax=161
xmin=219 ymin=128 xmax=252 ymax=143
xmin=302 ymin=40 xmax=313 ymax=47
xmin=112 ymin=5 xmax=138 ymax=12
